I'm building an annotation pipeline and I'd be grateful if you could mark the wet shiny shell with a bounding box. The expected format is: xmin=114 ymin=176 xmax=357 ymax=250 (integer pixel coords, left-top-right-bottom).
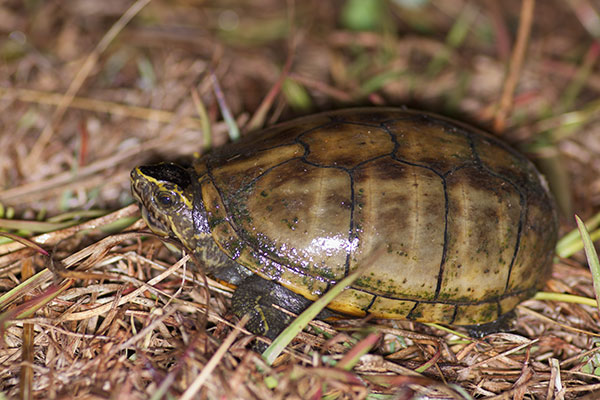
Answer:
xmin=193 ymin=108 xmax=557 ymax=325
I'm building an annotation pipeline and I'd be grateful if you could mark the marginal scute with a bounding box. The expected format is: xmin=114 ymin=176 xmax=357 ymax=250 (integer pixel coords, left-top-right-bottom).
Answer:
xmin=409 ymin=301 xmax=456 ymax=323
xmin=454 ymin=302 xmax=500 ymax=325
xmin=499 ymin=293 xmax=527 ymax=318
xmin=194 ymin=108 xmax=557 ymax=325
xmin=326 ymin=288 xmax=372 ymax=317
xmin=368 ymin=296 xmax=416 ymax=319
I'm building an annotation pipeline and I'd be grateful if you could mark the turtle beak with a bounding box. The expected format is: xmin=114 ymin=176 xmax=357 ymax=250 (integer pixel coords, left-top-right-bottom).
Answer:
xmin=130 ymin=167 xmax=155 ymax=205
xmin=140 ymin=205 xmax=169 ymax=236
xmin=130 ymin=167 xmax=170 ymax=237
xmin=130 ymin=168 xmax=144 ymax=197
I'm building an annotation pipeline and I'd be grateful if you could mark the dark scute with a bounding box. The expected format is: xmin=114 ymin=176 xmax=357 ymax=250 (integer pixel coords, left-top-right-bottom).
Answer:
xmin=139 ymin=164 xmax=191 ymax=189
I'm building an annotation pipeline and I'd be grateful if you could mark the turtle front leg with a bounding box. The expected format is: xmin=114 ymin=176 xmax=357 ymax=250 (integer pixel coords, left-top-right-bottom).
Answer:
xmin=462 ymin=310 xmax=516 ymax=338
xmin=231 ymin=274 xmax=324 ymax=342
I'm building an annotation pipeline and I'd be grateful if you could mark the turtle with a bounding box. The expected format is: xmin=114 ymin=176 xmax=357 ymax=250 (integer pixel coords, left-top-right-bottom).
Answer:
xmin=130 ymin=108 xmax=558 ymax=341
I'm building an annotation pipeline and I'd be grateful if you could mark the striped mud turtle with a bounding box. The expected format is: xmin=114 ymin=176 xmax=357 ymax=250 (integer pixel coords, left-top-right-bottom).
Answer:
xmin=130 ymin=108 xmax=557 ymax=340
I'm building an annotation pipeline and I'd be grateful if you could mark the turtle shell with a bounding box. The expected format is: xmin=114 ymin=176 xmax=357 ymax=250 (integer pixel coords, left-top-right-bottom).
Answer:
xmin=193 ymin=108 xmax=557 ymax=325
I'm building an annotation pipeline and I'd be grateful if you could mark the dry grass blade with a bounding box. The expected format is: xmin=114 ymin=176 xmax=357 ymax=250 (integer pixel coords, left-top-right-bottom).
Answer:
xmin=180 ymin=315 xmax=250 ymax=400
xmin=60 ymin=252 xmax=191 ymax=322
xmin=0 ymin=87 xmax=210 ymax=129
xmin=0 ymin=205 xmax=138 ymax=258
xmin=247 ymin=41 xmax=296 ymax=132
xmin=548 ymin=358 xmax=563 ymax=400
xmin=493 ymin=0 xmax=535 ymax=132
xmin=19 ymin=258 xmax=34 ymax=400
xmin=518 ymin=305 xmax=600 ymax=337
xmin=25 ymin=0 xmax=152 ymax=166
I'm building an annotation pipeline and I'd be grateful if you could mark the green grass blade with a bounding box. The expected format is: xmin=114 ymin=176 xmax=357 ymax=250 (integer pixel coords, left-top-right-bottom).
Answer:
xmin=556 ymin=211 xmax=600 ymax=258
xmin=534 ymin=292 xmax=597 ymax=307
xmin=576 ymin=215 xmax=600 ymax=313
xmin=210 ymin=71 xmax=239 ymax=141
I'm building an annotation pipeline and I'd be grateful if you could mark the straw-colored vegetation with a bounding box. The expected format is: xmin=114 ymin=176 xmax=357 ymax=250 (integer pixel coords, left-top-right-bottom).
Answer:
xmin=1 ymin=0 xmax=600 ymax=398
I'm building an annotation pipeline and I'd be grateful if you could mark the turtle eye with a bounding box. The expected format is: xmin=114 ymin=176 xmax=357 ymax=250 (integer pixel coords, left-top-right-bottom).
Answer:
xmin=157 ymin=193 xmax=175 ymax=207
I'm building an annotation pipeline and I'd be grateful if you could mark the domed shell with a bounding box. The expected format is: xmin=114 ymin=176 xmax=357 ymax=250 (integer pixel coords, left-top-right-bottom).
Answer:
xmin=193 ymin=108 xmax=557 ymax=325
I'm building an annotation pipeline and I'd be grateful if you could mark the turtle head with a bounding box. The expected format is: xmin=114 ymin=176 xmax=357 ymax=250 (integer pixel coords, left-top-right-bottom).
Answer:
xmin=130 ymin=163 xmax=199 ymax=250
